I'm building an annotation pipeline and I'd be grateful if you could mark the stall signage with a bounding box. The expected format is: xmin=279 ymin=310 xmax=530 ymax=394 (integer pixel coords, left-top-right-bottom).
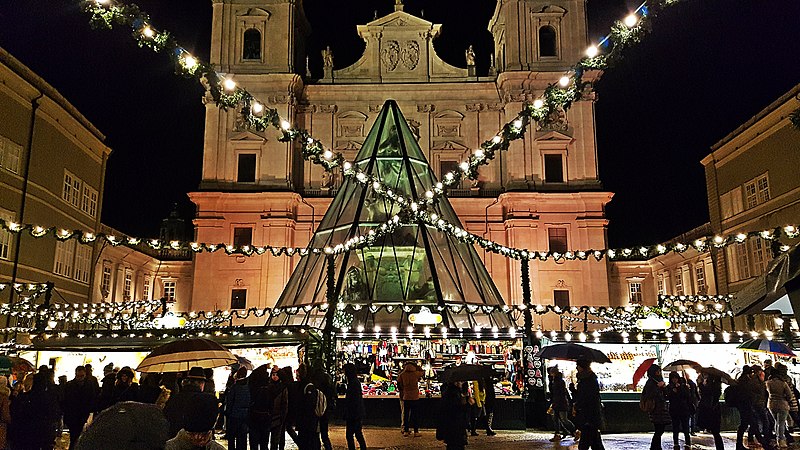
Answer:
xmin=636 ymin=315 xmax=672 ymax=330
xmin=606 ymin=350 xmax=657 ymax=361
xmin=408 ymin=307 xmax=442 ymax=325
xmin=524 ymin=339 xmax=545 ymax=390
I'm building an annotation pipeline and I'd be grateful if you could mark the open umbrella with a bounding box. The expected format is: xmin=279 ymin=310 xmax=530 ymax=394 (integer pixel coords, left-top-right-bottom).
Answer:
xmin=439 ymin=364 xmax=496 ymax=383
xmin=738 ymin=339 xmax=796 ymax=358
xmin=662 ymin=359 xmax=701 ymax=372
xmin=233 ymin=355 xmax=254 ymax=371
xmin=632 ymin=358 xmax=657 ymax=388
xmin=536 ymin=343 xmax=611 ymax=363
xmin=698 ymin=366 xmax=736 ymax=385
xmin=136 ymin=338 xmax=237 ymax=373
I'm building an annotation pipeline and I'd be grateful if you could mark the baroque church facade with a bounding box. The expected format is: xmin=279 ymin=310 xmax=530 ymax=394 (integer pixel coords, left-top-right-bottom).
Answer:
xmin=188 ymin=0 xmax=615 ymax=314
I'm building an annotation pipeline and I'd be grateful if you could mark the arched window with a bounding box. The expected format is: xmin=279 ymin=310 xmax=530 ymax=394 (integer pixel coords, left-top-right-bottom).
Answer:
xmin=243 ymin=28 xmax=261 ymax=60
xmin=539 ymin=26 xmax=557 ymax=57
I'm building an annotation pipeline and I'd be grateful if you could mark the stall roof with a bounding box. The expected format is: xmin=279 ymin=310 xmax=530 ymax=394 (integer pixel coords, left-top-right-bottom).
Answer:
xmin=732 ymin=244 xmax=800 ymax=321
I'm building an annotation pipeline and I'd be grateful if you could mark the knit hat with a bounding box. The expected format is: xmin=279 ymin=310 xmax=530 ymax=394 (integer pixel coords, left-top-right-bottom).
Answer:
xmin=183 ymin=394 xmax=219 ymax=433
xmin=76 ymin=401 xmax=169 ymax=450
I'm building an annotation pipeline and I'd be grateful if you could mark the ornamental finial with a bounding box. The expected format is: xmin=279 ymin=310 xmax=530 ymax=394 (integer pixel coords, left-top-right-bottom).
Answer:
xmin=394 ymin=0 xmax=404 ymax=12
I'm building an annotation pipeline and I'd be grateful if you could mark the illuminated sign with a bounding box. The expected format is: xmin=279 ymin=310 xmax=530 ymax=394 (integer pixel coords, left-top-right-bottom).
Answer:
xmin=408 ymin=307 xmax=442 ymax=325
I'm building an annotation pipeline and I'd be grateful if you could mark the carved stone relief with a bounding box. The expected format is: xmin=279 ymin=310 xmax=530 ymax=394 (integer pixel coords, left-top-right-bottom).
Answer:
xmin=381 ymin=41 xmax=400 ymax=71
xmin=400 ymin=41 xmax=420 ymax=70
xmin=382 ymin=40 xmax=420 ymax=71
xmin=417 ymin=104 xmax=435 ymax=113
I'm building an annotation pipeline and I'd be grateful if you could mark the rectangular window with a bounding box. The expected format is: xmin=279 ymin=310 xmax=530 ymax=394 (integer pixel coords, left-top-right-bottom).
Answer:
xmin=744 ymin=174 xmax=770 ymax=209
xmin=2 ymin=140 xmax=21 ymax=174
xmin=63 ymin=172 xmax=74 ymax=204
xmin=0 ymin=211 xmax=12 ymax=260
xmin=237 ymin=154 xmax=257 ymax=183
xmin=233 ymin=227 xmax=253 ymax=247
xmin=231 ymin=289 xmax=247 ymax=309
xmin=73 ymin=244 xmax=92 ymax=284
xmin=674 ymin=268 xmax=684 ymax=296
xmin=71 ymin=177 xmax=82 ymax=208
xmin=735 ymin=242 xmax=751 ymax=280
xmin=548 ymin=227 xmax=568 ymax=254
xmin=163 ymin=281 xmax=176 ymax=301
xmin=439 ymin=160 xmax=459 ymax=183
xmin=750 ymin=237 xmax=772 ymax=276
xmin=629 ymin=282 xmax=643 ymax=303
xmin=123 ymin=270 xmax=133 ymax=300
xmin=101 ymin=265 xmax=112 ymax=297
xmin=657 ymin=274 xmax=665 ymax=295
xmin=553 ymin=290 xmax=570 ymax=309
xmin=82 ymin=185 xmax=98 ymax=218
xmin=54 ymin=240 xmax=76 ymax=278
xmin=143 ymin=275 xmax=151 ymax=301
xmin=695 ymin=265 xmax=706 ymax=294
xmin=544 ymin=154 xmax=564 ymax=183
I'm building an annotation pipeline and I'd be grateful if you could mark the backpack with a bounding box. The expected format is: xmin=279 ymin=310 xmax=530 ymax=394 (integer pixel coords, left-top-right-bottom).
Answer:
xmin=724 ymin=384 xmax=739 ymax=407
xmin=639 ymin=394 xmax=655 ymax=413
xmin=305 ymin=383 xmax=327 ymax=417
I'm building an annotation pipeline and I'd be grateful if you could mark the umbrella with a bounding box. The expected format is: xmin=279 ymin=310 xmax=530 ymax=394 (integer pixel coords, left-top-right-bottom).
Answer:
xmin=233 ymin=355 xmax=254 ymax=371
xmin=698 ymin=366 xmax=736 ymax=385
xmin=136 ymin=338 xmax=237 ymax=373
xmin=662 ymin=359 xmax=701 ymax=372
xmin=632 ymin=358 xmax=657 ymax=388
xmin=3 ymin=356 xmax=34 ymax=375
xmin=737 ymin=339 xmax=796 ymax=358
xmin=536 ymin=343 xmax=611 ymax=363
xmin=439 ymin=364 xmax=496 ymax=383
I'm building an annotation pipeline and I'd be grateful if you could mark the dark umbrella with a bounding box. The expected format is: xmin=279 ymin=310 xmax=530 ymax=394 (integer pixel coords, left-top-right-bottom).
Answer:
xmin=662 ymin=359 xmax=701 ymax=372
xmin=536 ymin=343 xmax=611 ymax=363
xmin=632 ymin=357 xmax=657 ymax=388
xmin=698 ymin=366 xmax=736 ymax=385
xmin=439 ymin=364 xmax=496 ymax=383
xmin=737 ymin=339 xmax=796 ymax=358
xmin=136 ymin=338 xmax=237 ymax=373
xmin=233 ymin=355 xmax=254 ymax=371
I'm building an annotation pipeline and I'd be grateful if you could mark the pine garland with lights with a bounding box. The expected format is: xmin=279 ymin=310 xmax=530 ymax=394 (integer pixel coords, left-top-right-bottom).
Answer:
xmin=790 ymin=108 xmax=800 ymax=131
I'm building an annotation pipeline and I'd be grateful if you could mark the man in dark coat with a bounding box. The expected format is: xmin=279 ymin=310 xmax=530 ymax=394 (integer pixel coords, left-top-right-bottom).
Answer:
xmin=642 ymin=364 xmax=669 ymax=450
xmin=63 ymin=366 xmax=99 ymax=450
xmin=9 ymin=371 xmax=61 ymax=450
xmin=164 ymin=367 xmax=218 ymax=439
xmin=436 ymin=381 xmax=468 ymax=450
xmin=296 ymin=364 xmax=321 ymax=450
xmin=343 ymin=363 xmax=367 ymax=450
xmin=573 ymin=359 xmax=605 ymax=450
xmin=310 ymin=362 xmax=334 ymax=450
xmin=95 ymin=363 xmax=117 ymax=413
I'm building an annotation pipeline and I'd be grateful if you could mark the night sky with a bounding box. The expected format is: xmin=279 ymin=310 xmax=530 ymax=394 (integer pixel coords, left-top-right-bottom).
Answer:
xmin=1 ymin=0 xmax=798 ymax=247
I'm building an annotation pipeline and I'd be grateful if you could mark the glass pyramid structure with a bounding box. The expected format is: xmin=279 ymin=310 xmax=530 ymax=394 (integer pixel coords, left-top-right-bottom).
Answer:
xmin=274 ymin=100 xmax=510 ymax=328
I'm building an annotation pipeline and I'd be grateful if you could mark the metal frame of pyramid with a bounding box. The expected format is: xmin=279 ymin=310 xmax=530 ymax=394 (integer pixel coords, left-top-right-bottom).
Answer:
xmin=271 ymin=100 xmax=514 ymax=330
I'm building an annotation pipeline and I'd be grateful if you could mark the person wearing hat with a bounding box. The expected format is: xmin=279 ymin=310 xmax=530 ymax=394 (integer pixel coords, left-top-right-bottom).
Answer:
xmin=110 ymin=366 xmax=140 ymax=406
xmin=164 ymin=367 xmax=219 ymax=439
xmin=165 ymin=393 xmax=224 ymax=450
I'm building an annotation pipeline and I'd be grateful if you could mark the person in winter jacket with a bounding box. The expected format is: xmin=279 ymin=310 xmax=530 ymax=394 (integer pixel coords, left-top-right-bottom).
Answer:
xmin=468 ymin=379 xmax=485 ymax=437
xmin=483 ymin=376 xmax=497 ymax=436
xmin=767 ymin=370 xmax=793 ymax=449
xmin=0 ymin=376 xmax=12 ymax=450
xmin=225 ymin=367 xmax=250 ymax=450
xmin=343 ymin=363 xmax=367 ymax=450
xmin=751 ymin=366 xmax=778 ymax=447
xmin=165 ymin=393 xmax=224 ymax=450
xmin=397 ymin=362 xmax=423 ymax=437
xmin=247 ymin=364 xmax=273 ymax=450
xmin=548 ymin=367 xmax=575 ymax=442
xmin=573 ymin=359 xmax=605 ymax=450
xmin=773 ymin=363 xmax=798 ymax=445
xmin=164 ymin=367 xmax=216 ymax=439
xmin=697 ymin=373 xmax=724 ymax=450
xmin=109 ymin=367 xmax=139 ymax=406
xmin=62 ymin=366 xmax=99 ymax=450
xmin=8 ymin=371 xmax=61 ymax=450
xmin=642 ymin=364 xmax=669 ymax=450
xmin=269 ymin=367 xmax=290 ymax=450
xmin=310 ymin=362 xmax=335 ymax=450
xmin=665 ymin=371 xmax=693 ymax=449
xmin=436 ymin=381 xmax=468 ymax=450
xmin=296 ymin=364 xmax=321 ymax=450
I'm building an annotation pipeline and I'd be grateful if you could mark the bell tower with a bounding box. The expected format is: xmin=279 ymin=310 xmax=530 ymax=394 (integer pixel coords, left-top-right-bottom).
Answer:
xmin=489 ymin=0 xmax=588 ymax=72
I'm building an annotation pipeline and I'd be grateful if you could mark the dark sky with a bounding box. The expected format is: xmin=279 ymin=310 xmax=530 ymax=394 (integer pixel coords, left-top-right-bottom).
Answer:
xmin=1 ymin=0 xmax=798 ymax=247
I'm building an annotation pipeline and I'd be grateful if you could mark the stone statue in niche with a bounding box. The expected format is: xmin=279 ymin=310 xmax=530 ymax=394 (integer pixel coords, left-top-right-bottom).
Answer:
xmin=344 ymin=266 xmax=367 ymax=303
xmin=400 ymin=41 xmax=420 ymax=70
xmin=465 ymin=45 xmax=476 ymax=67
xmin=381 ymin=41 xmax=400 ymax=71
xmin=322 ymin=46 xmax=334 ymax=68
xmin=320 ymin=170 xmax=333 ymax=189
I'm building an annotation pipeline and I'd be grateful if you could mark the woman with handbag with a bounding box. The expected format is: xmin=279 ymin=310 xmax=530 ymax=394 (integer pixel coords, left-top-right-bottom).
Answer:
xmin=642 ymin=364 xmax=670 ymax=450
xmin=549 ymin=368 xmax=576 ymax=442
xmin=666 ymin=371 xmax=693 ymax=450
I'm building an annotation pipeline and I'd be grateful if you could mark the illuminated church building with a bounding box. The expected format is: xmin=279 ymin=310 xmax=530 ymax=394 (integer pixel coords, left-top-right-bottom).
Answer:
xmin=188 ymin=0 xmax=618 ymax=317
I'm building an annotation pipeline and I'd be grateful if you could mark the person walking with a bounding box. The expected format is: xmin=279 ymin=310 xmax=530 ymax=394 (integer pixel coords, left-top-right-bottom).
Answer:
xmin=573 ymin=359 xmax=605 ymax=450
xmin=665 ymin=371 xmax=693 ymax=450
xmin=343 ymin=364 xmax=367 ymax=450
xmin=224 ymin=367 xmax=250 ymax=450
xmin=642 ymin=364 xmax=670 ymax=450
xmin=549 ymin=367 xmax=576 ymax=442
xmin=767 ymin=368 xmax=793 ymax=449
xmin=436 ymin=381 xmax=468 ymax=450
xmin=773 ymin=363 xmax=797 ymax=445
xmin=751 ymin=365 xmax=778 ymax=449
xmin=247 ymin=365 xmax=273 ymax=450
xmin=62 ymin=366 xmax=98 ymax=450
xmin=697 ymin=373 xmax=724 ymax=450
xmin=284 ymin=368 xmax=301 ymax=447
xmin=8 ymin=371 xmax=61 ymax=450
xmin=483 ymin=376 xmax=497 ymax=436
xmin=397 ymin=362 xmax=422 ymax=437
xmin=684 ymin=372 xmax=700 ymax=434
xmin=310 ymin=362 xmax=334 ymax=450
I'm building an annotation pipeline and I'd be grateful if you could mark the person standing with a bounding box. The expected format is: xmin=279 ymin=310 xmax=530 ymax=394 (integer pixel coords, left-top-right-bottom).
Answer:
xmin=8 ymin=371 xmax=61 ymax=450
xmin=269 ymin=368 xmax=290 ymax=450
xmin=110 ymin=367 xmax=139 ymax=406
xmin=224 ymin=367 xmax=250 ymax=450
xmin=248 ymin=365 xmax=273 ymax=450
xmin=751 ymin=365 xmax=777 ymax=449
xmin=165 ymin=394 xmax=224 ymax=450
xmin=468 ymin=379 xmax=485 ymax=437
xmin=284 ymin=368 xmax=301 ymax=448
xmin=767 ymin=369 xmax=793 ymax=449
xmin=436 ymin=381 xmax=468 ymax=450
xmin=310 ymin=362 xmax=334 ymax=450
xmin=95 ymin=364 xmax=116 ymax=413
xmin=397 ymin=362 xmax=422 ymax=437
xmin=63 ymin=366 xmax=98 ymax=450
xmin=549 ymin=367 xmax=576 ymax=442
xmin=684 ymin=372 xmax=700 ymax=434
xmin=483 ymin=376 xmax=497 ymax=436
xmin=343 ymin=364 xmax=367 ymax=450
xmin=697 ymin=373 xmax=724 ymax=450
xmin=296 ymin=364 xmax=321 ymax=450
xmin=0 ymin=375 xmax=11 ymax=450
xmin=164 ymin=367 xmax=216 ymax=439
xmin=665 ymin=372 xmax=693 ymax=450
xmin=573 ymin=359 xmax=605 ymax=450
xmin=642 ymin=364 xmax=669 ymax=450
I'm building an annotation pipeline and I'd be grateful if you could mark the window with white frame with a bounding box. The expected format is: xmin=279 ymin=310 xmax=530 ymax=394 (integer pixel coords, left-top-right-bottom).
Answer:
xmin=719 ymin=186 xmax=744 ymax=219
xmin=695 ymin=264 xmax=706 ymax=294
xmin=0 ymin=210 xmax=13 ymax=260
xmin=735 ymin=242 xmax=751 ymax=280
xmin=657 ymin=274 xmax=665 ymax=295
xmin=53 ymin=240 xmax=76 ymax=278
xmin=750 ymin=237 xmax=772 ymax=276
xmin=674 ymin=268 xmax=684 ymax=295
xmin=123 ymin=270 xmax=133 ymax=300
xmin=63 ymin=171 xmax=97 ymax=216
xmin=73 ymin=244 xmax=92 ymax=284
xmin=101 ymin=264 xmax=112 ymax=298
xmin=143 ymin=275 xmax=151 ymax=300
xmin=629 ymin=282 xmax=643 ymax=303
xmin=82 ymin=185 xmax=98 ymax=218
xmin=744 ymin=174 xmax=770 ymax=209
xmin=0 ymin=136 xmax=22 ymax=174
xmin=163 ymin=281 xmax=176 ymax=301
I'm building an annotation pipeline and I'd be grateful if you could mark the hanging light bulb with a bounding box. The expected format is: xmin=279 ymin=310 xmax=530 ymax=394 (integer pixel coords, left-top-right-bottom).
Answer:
xmin=559 ymin=76 xmax=570 ymax=87
xmin=585 ymin=45 xmax=599 ymax=58
xmin=533 ymin=99 xmax=545 ymax=109
xmin=624 ymin=13 xmax=638 ymax=28
xmin=251 ymin=102 xmax=264 ymax=114
xmin=223 ymin=78 xmax=236 ymax=91
xmin=142 ymin=26 xmax=155 ymax=38
xmin=280 ymin=120 xmax=292 ymax=131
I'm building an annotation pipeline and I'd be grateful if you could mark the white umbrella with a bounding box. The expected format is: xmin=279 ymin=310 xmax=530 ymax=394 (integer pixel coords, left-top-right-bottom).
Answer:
xmin=136 ymin=337 xmax=237 ymax=373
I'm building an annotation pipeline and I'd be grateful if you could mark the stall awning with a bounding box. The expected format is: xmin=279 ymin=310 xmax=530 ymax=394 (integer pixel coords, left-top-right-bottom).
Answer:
xmin=732 ymin=244 xmax=800 ymax=321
